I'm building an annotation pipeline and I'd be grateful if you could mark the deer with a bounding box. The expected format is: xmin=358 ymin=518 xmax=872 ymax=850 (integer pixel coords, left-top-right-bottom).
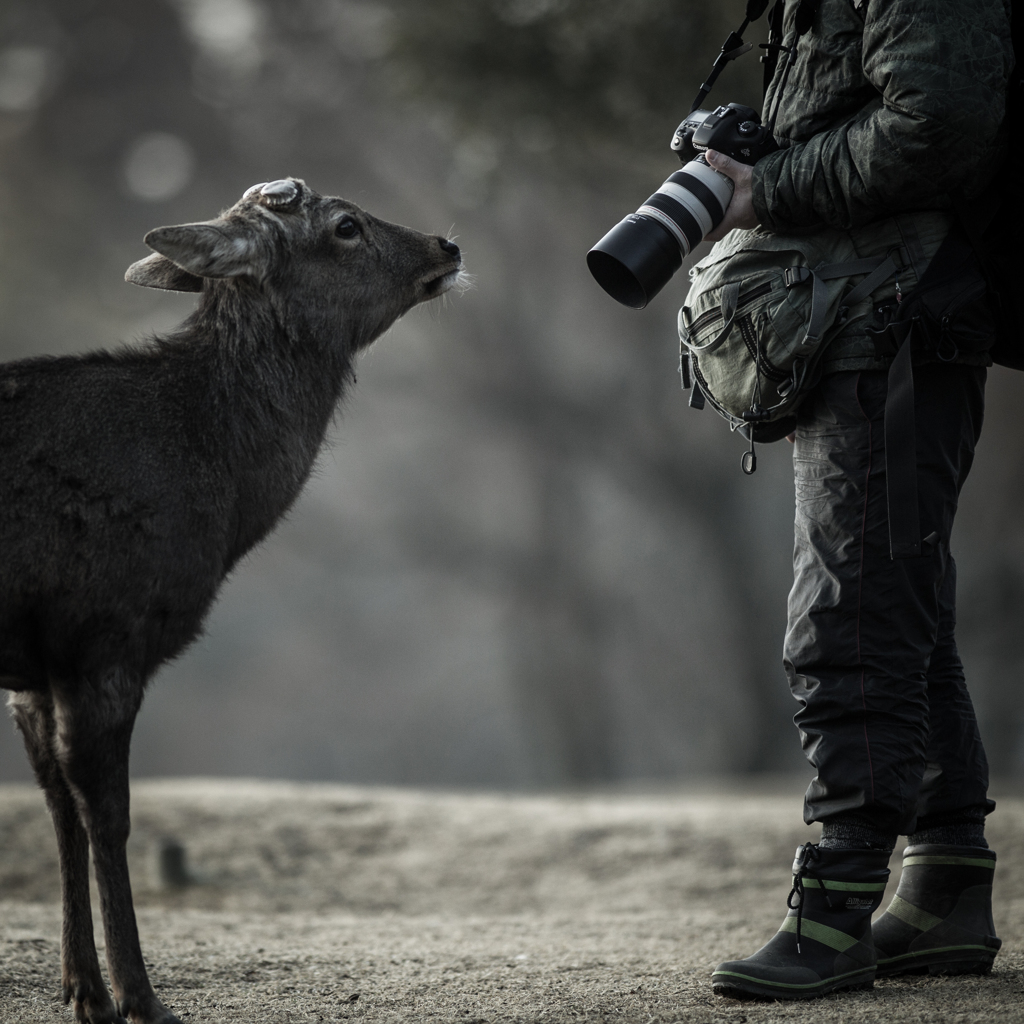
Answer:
xmin=0 ymin=178 xmax=463 ymax=1024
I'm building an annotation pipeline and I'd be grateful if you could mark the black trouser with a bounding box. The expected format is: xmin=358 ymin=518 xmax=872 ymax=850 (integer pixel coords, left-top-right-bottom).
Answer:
xmin=785 ymin=363 xmax=993 ymax=837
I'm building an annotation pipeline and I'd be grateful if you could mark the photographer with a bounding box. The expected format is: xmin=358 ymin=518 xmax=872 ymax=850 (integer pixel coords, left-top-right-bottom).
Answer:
xmin=702 ymin=0 xmax=1015 ymax=1002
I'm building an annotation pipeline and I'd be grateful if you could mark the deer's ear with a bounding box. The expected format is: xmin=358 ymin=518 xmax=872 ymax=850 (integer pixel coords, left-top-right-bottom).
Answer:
xmin=142 ymin=221 xmax=264 ymax=280
xmin=124 ymin=253 xmax=204 ymax=292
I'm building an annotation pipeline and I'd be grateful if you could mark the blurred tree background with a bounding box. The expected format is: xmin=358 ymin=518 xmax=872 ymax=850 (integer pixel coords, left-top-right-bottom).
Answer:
xmin=0 ymin=0 xmax=1021 ymax=787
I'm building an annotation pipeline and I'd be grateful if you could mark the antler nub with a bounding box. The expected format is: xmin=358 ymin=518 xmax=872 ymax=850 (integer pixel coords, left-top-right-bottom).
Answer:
xmin=240 ymin=179 xmax=301 ymax=209
xmin=259 ymin=180 xmax=300 ymax=208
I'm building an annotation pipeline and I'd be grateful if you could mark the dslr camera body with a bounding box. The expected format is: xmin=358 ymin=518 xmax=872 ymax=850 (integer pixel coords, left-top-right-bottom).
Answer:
xmin=588 ymin=103 xmax=778 ymax=308
xmin=671 ymin=102 xmax=776 ymax=163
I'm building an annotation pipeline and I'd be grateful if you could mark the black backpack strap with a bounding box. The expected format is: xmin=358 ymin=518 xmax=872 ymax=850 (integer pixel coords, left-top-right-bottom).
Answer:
xmin=884 ymin=323 xmax=920 ymax=558
xmin=794 ymin=0 xmax=822 ymax=35
xmin=761 ymin=0 xmax=787 ymax=96
xmin=878 ymin=223 xmax=978 ymax=559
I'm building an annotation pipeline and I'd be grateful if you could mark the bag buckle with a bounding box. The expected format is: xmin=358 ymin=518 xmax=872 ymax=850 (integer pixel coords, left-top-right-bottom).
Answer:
xmin=888 ymin=245 xmax=911 ymax=273
xmin=784 ymin=266 xmax=812 ymax=288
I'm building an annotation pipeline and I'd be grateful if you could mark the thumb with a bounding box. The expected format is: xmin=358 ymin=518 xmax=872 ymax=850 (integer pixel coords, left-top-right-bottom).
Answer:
xmin=705 ymin=149 xmax=737 ymax=173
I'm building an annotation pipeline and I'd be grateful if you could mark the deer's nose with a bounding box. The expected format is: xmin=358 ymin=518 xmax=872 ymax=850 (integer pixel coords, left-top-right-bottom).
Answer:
xmin=438 ymin=238 xmax=460 ymax=259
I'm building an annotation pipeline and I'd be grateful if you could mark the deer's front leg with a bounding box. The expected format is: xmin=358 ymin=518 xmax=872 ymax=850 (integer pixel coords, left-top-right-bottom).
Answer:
xmin=9 ymin=691 xmax=123 ymax=1024
xmin=53 ymin=673 xmax=182 ymax=1024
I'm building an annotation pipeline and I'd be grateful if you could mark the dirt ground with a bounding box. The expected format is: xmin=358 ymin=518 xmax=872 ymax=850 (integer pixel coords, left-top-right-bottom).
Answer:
xmin=1 ymin=778 xmax=1022 ymax=1023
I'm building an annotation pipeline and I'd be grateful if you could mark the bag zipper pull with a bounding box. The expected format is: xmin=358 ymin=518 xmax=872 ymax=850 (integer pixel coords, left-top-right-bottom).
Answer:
xmin=742 ymin=438 xmax=757 ymax=475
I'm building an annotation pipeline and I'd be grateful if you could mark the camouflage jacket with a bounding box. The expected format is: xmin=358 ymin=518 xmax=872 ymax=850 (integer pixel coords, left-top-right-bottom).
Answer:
xmin=750 ymin=0 xmax=1014 ymax=371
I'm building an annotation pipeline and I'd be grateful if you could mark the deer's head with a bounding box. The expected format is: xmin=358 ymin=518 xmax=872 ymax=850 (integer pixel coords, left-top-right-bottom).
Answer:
xmin=126 ymin=179 xmax=464 ymax=349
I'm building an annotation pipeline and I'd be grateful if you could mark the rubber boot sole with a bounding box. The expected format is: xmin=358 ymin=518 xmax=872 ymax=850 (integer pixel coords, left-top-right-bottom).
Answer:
xmin=711 ymin=967 xmax=875 ymax=1001
xmin=876 ymin=946 xmax=998 ymax=978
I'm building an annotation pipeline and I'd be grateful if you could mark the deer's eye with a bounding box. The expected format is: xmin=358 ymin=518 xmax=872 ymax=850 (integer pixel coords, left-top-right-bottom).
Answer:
xmin=335 ymin=216 xmax=359 ymax=239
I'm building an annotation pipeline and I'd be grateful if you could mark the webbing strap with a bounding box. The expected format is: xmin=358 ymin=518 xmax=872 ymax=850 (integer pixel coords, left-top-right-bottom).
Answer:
xmin=797 ymin=255 xmax=901 ymax=347
xmin=814 ymin=256 xmax=893 ymax=282
xmin=885 ymin=323 xmax=920 ymax=558
xmin=838 ymin=256 xmax=901 ymax=306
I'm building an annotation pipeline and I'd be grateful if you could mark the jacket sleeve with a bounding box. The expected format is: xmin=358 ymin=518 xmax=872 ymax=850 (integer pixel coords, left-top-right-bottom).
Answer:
xmin=751 ymin=0 xmax=1013 ymax=233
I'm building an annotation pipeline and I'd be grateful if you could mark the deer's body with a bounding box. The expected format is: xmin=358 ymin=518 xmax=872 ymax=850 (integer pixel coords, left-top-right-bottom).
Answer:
xmin=1 ymin=290 xmax=350 ymax=689
xmin=1 ymin=179 xmax=462 ymax=1024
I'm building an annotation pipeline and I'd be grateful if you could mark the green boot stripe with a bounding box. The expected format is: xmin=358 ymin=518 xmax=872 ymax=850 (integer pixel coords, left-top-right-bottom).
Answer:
xmin=903 ymin=855 xmax=995 ymax=869
xmin=711 ymin=965 xmax=874 ymax=990
xmin=884 ymin=895 xmax=943 ymax=932
xmin=800 ymin=878 xmax=887 ymax=891
xmin=779 ymin=914 xmax=858 ymax=952
xmin=877 ymin=943 xmax=999 ymax=966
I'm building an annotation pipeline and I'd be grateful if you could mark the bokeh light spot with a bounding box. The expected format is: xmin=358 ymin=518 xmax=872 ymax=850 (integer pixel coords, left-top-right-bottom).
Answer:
xmin=0 ymin=46 xmax=53 ymax=112
xmin=123 ymin=132 xmax=196 ymax=202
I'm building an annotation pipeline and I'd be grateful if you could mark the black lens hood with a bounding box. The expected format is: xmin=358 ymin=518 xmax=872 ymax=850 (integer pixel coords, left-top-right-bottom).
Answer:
xmin=587 ymin=215 xmax=683 ymax=309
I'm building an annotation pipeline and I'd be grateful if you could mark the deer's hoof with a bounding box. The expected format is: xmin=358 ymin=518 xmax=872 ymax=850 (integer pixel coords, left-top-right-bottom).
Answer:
xmin=148 ymin=1011 xmax=184 ymax=1024
xmin=117 ymin=993 xmax=183 ymax=1024
xmin=71 ymin=997 xmax=128 ymax=1024
xmin=64 ymin=977 xmax=126 ymax=1024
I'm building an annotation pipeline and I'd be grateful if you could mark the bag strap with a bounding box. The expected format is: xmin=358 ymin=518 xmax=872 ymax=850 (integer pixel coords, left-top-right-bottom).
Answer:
xmin=785 ymin=253 xmax=904 ymax=347
xmin=874 ymin=222 xmax=978 ymax=559
xmin=884 ymin=323 xmax=920 ymax=558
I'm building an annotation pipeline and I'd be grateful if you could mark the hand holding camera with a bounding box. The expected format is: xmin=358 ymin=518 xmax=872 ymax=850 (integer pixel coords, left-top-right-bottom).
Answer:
xmin=587 ymin=102 xmax=778 ymax=308
xmin=703 ymin=149 xmax=759 ymax=242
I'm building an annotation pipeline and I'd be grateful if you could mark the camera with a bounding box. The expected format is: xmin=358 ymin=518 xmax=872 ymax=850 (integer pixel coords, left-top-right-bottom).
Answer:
xmin=587 ymin=103 xmax=779 ymax=308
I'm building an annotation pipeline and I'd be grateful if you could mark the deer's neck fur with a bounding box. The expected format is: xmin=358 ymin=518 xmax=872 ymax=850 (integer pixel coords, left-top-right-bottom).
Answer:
xmin=175 ymin=281 xmax=356 ymax=567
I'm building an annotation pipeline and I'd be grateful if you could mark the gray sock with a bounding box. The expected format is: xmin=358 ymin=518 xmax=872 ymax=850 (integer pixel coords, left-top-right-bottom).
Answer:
xmin=819 ymin=814 xmax=897 ymax=854
xmin=908 ymin=808 xmax=988 ymax=849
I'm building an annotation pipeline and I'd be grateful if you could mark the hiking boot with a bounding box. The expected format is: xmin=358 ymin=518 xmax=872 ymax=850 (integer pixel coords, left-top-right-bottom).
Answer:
xmin=712 ymin=843 xmax=890 ymax=1001
xmin=873 ymin=844 xmax=1001 ymax=976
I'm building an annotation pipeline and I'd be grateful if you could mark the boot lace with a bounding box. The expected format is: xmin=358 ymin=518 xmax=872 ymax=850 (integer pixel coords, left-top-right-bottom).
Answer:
xmin=787 ymin=843 xmax=833 ymax=954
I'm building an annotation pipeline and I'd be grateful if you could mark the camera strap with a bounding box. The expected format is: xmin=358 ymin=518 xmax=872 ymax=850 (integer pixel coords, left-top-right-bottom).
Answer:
xmin=689 ymin=0 xmax=822 ymax=125
xmin=689 ymin=1 xmax=773 ymax=112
